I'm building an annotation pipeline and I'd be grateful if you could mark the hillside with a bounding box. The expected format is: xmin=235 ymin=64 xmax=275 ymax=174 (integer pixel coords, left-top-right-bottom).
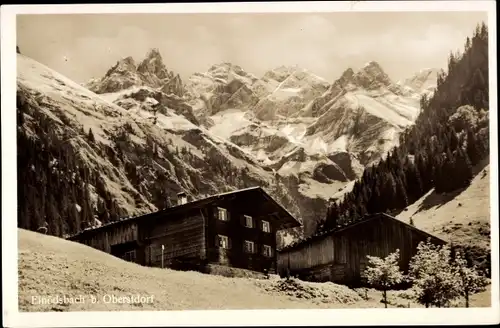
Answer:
xmin=397 ymin=160 xmax=490 ymax=261
xmin=18 ymin=229 xmax=491 ymax=311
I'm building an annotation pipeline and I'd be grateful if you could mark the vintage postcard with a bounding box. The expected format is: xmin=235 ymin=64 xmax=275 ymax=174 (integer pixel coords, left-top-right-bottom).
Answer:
xmin=1 ymin=1 xmax=498 ymax=327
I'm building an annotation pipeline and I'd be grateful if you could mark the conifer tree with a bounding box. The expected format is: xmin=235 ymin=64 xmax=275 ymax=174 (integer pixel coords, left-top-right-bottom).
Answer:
xmin=88 ymin=128 xmax=95 ymax=144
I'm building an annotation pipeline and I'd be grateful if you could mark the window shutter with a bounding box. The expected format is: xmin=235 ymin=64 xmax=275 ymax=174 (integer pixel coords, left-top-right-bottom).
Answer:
xmin=215 ymin=235 xmax=219 ymax=247
xmin=252 ymin=217 xmax=256 ymax=228
xmin=228 ymin=237 xmax=232 ymax=249
xmin=226 ymin=210 xmax=231 ymax=221
xmin=240 ymin=215 xmax=245 ymax=226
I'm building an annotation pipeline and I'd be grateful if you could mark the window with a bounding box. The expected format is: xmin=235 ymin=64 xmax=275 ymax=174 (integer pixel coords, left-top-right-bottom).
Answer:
xmin=217 ymin=235 xmax=230 ymax=249
xmin=262 ymin=220 xmax=271 ymax=233
xmin=262 ymin=245 xmax=273 ymax=257
xmin=217 ymin=207 xmax=229 ymax=221
xmin=123 ymin=250 xmax=137 ymax=262
xmin=244 ymin=240 xmax=255 ymax=254
xmin=244 ymin=215 xmax=253 ymax=228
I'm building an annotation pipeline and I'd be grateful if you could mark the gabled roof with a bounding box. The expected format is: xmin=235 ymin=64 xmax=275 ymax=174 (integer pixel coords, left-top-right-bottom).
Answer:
xmin=68 ymin=186 xmax=301 ymax=240
xmin=278 ymin=212 xmax=447 ymax=252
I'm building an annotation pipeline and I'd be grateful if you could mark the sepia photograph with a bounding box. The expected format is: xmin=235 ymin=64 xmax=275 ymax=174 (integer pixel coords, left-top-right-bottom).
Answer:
xmin=1 ymin=1 xmax=498 ymax=327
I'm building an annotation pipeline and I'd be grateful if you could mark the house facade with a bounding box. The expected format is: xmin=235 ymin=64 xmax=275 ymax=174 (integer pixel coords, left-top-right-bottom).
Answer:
xmin=277 ymin=213 xmax=447 ymax=286
xmin=68 ymin=187 xmax=301 ymax=274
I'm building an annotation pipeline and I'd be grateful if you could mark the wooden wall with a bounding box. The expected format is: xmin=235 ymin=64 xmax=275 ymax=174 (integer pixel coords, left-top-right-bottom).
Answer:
xmin=74 ymin=221 xmax=139 ymax=254
xmin=277 ymin=214 xmax=446 ymax=285
xmin=277 ymin=236 xmax=334 ymax=271
xmin=143 ymin=209 xmax=206 ymax=268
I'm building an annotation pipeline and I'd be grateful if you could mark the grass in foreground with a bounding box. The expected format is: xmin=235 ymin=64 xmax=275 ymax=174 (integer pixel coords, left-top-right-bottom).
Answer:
xmin=18 ymin=229 xmax=491 ymax=311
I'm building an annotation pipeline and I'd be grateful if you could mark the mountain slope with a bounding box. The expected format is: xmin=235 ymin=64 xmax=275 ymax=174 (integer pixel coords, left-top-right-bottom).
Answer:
xmin=196 ymin=62 xmax=429 ymax=191
xmin=397 ymin=160 xmax=490 ymax=250
xmin=302 ymin=62 xmax=422 ymax=165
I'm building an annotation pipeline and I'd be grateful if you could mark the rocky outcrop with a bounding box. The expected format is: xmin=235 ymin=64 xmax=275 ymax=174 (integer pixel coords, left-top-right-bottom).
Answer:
xmin=137 ymin=48 xmax=173 ymax=84
xmin=115 ymin=87 xmax=199 ymax=125
xmin=161 ymin=74 xmax=186 ymax=97
xmin=398 ymin=68 xmax=440 ymax=96
xmin=353 ymin=61 xmax=393 ymax=90
xmin=86 ymin=49 xmax=185 ymax=97
xmin=87 ymin=56 xmax=143 ymax=94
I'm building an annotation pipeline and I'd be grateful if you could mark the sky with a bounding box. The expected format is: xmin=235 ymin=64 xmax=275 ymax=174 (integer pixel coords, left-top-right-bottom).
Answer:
xmin=17 ymin=11 xmax=488 ymax=84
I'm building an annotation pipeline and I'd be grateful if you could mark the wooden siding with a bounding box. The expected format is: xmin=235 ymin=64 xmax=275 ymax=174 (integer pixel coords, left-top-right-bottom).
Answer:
xmin=277 ymin=237 xmax=334 ymax=271
xmin=205 ymin=203 xmax=277 ymax=273
xmin=278 ymin=214 xmax=446 ymax=285
xmin=144 ymin=209 xmax=206 ymax=268
xmin=76 ymin=221 xmax=139 ymax=253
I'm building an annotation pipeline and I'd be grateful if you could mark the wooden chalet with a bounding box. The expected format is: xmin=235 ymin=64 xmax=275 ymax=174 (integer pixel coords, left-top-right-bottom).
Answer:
xmin=68 ymin=187 xmax=301 ymax=274
xmin=277 ymin=213 xmax=447 ymax=286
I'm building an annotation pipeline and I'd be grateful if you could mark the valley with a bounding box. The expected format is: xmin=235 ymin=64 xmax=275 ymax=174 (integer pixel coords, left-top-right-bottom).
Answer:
xmin=17 ymin=49 xmax=437 ymax=240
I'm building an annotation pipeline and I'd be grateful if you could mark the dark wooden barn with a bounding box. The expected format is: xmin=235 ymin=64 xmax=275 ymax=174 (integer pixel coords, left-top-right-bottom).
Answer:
xmin=277 ymin=213 xmax=447 ymax=286
xmin=68 ymin=187 xmax=301 ymax=274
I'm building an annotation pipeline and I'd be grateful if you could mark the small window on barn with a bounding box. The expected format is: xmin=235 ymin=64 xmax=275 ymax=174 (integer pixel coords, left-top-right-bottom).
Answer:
xmin=244 ymin=215 xmax=253 ymax=228
xmin=244 ymin=240 xmax=255 ymax=254
xmin=217 ymin=235 xmax=230 ymax=249
xmin=217 ymin=207 xmax=229 ymax=221
xmin=123 ymin=250 xmax=137 ymax=263
xmin=262 ymin=245 xmax=273 ymax=257
xmin=262 ymin=220 xmax=271 ymax=233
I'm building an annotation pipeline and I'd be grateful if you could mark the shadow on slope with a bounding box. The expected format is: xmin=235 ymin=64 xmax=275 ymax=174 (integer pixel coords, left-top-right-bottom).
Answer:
xmin=415 ymin=158 xmax=490 ymax=214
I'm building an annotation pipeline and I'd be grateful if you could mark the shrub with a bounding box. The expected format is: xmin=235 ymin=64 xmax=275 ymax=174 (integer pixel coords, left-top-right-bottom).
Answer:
xmin=362 ymin=249 xmax=405 ymax=308
xmin=409 ymin=240 xmax=459 ymax=308
xmin=452 ymin=252 xmax=489 ymax=307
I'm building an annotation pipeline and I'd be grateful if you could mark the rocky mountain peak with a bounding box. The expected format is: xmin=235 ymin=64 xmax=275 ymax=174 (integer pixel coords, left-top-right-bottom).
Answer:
xmin=103 ymin=56 xmax=137 ymax=78
xmin=361 ymin=61 xmax=384 ymax=73
xmin=137 ymin=48 xmax=171 ymax=80
xmin=354 ymin=61 xmax=392 ymax=89
xmin=398 ymin=68 xmax=440 ymax=95
xmin=331 ymin=68 xmax=355 ymax=88
xmin=263 ymin=65 xmax=299 ymax=83
xmin=208 ymin=62 xmax=251 ymax=80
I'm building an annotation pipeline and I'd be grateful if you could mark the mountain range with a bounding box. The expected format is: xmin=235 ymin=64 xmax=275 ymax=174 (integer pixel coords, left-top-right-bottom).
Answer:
xmin=17 ymin=48 xmax=439 ymax=243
